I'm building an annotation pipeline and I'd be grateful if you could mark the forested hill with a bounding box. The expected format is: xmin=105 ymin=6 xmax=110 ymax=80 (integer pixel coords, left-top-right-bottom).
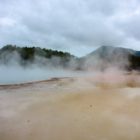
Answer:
xmin=80 ymin=46 xmax=140 ymax=71
xmin=0 ymin=45 xmax=76 ymax=68
xmin=0 ymin=45 xmax=140 ymax=71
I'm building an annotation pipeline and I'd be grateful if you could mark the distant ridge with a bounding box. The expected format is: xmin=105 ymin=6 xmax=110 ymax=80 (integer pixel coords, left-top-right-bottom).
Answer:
xmin=0 ymin=45 xmax=140 ymax=71
xmin=79 ymin=46 xmax=140 ymax=71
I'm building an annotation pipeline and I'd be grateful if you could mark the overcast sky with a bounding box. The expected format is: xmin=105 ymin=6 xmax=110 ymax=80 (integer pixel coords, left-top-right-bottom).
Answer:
xmin=0 ymin=0 xmax=140 ymax=56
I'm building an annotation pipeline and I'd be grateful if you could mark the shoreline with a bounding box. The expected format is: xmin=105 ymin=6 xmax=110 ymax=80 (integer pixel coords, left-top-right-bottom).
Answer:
xmin=0 ymin=77 xmax=68 ymax=89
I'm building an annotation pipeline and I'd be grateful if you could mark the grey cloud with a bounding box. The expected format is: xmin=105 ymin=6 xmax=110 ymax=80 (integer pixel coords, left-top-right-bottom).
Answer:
xmin=118 ymin=15 xmax=140 ymax=40
xmin=0 ymin=0 xmax=140 ymax=56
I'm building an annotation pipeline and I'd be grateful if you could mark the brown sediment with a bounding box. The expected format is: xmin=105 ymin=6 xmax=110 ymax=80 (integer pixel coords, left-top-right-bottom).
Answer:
xmin=0 ymin=76 xmax=140 ymax=140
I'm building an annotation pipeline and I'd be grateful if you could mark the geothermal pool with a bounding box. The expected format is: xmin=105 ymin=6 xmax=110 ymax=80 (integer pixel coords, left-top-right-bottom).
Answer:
xmin=0 ymin=75 xmax=140 ymax=140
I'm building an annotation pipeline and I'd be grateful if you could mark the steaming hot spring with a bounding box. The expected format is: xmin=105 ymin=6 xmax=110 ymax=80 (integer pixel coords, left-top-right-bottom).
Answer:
xmin=0 ymin=71 xmax=140 ymax=140
xmin=1 ymin=0 xmax=140 ymax=139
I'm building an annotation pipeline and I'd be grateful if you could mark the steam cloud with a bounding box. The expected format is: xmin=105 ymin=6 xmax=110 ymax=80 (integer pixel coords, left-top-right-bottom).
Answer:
xmin=0 ymin=45 xmax=134 ymax=85
xmin=0 ymin=47 xmax=140 ymax=140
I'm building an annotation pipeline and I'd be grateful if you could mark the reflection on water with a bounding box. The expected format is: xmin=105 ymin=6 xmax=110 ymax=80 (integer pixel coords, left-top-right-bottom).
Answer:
xmin=0 ymin=77 xmax=140 ymax=140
